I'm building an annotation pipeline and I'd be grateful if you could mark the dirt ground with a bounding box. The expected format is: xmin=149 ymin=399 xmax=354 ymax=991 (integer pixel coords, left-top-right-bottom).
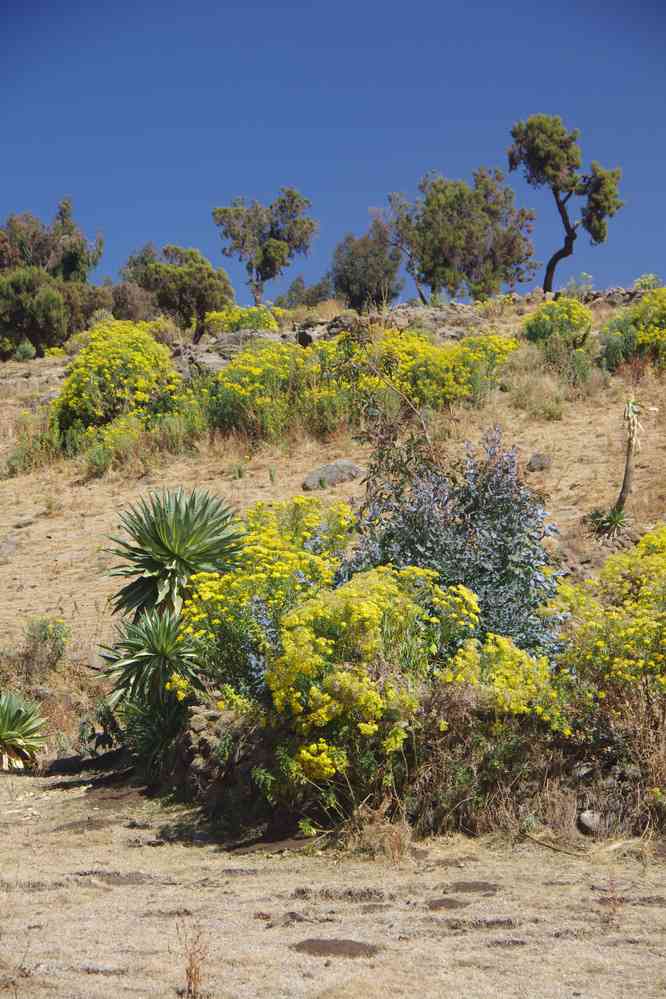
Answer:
xmin=1 ymin=763 xmax=665 ymax=999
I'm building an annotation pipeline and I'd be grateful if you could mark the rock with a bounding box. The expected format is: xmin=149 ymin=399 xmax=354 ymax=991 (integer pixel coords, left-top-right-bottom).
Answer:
xmin=0 ymin=534 xmax=18 ymax=564
xmin=302 ymin=459 xmax=365 ymax=491
xmin=578 ymin=809 xmax=602 ymax=836
xmin=572 ymin=763 xmax=594 ymax=781
xmin=526 ymin=453 xmax=551 ymax=473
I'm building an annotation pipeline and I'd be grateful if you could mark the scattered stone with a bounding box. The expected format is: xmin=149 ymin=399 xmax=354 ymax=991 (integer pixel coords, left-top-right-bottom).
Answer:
xmin=291 ymin=938 xmax=380 ymax=959
xmin=526 ymin=453 xmax=551 ymax=473
xmin=12 ymin=518 xmax=34 ymax=529
xmin=302 ymin=459 xmax=365 ymax=491
xmin=578 ymin=809 xmax=602 ymax=836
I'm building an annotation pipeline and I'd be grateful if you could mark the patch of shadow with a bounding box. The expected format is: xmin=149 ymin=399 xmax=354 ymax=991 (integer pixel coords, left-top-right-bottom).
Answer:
xmin=449 ymin=880 xmax=499 ymax=895
xmin=0 ymin=879 xmax=67 ymax=892
xmin=427 ymin=897 xmax=472 ymax=912
xmin=487 ymin=937 xmax=528 ymax=948
xmin=442 ymin=916 xmax=520 ymax=932
xmin=629 ymin=896 xmax=666 ymax=908
xmin=291 ymin=939 xmax=380 ymax=959
xmin=142 ymin=908 xmax=193 ymax=919
xmin=72 ymin=869 xmax=174 ymax=887
xmin=360 ymin=903 xmax=393 ymax=915
xmin=294 ymin=886 xmax=387 ymax=903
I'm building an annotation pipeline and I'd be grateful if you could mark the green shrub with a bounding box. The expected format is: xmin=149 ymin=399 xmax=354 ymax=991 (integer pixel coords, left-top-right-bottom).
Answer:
xmin=13 ymin=339 xmax=36 ymax=361
xmin=633 ymin=273 xmax=661 ymax=292
xmin=524 ymin=297 xmax=592 ymax=346
xmin=3 ymin=408 xmax=62 ymax=476
xmin=107 ymin=487 xmax=243 ymax=618
xmin=0 ymin=692 xmax=47 ymax=770
xmin=600 ymin=287 xmax=666 ymax=370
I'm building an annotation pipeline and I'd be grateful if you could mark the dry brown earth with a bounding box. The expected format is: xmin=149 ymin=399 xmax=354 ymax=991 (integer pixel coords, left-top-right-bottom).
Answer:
xmin=2 ymin=765 xmax=666 ymax=999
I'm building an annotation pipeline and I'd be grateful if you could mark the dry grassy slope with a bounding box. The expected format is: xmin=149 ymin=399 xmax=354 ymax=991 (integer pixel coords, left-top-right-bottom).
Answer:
xmin=1 ymin=767 xmax=666 ymax=999
xmin=0 ymin=301 xmax=665 ymax=664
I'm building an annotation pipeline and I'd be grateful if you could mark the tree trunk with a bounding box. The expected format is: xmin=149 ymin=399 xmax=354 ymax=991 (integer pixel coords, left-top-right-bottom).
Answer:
xmin=542 ymin=189 xmax=578 ymax=294
xmin=612 ymin=436 xmax=635 ymax=515
xmin=542 ymin=231 xmax=577 ymax=293
xmin=193 ymin=315 xmax=205 ymax=344
xmin=414 ymin=278 xmax=429 ymax=305
xmin=252 ymin=284 xmax=263 ymax=306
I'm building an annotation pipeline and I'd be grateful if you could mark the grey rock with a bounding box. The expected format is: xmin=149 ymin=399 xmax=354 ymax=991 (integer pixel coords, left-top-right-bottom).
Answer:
xmin=0 ymin=534 xmax=18 ymax=564
xmin=577 ymin=809 xmax=602 ymax=836
xmin=302 ymin=459 xmax=365 ymax=491
xmin=189 ymin=715 xmax=209 ymax=734
xmin=526 ymin=453 xmax=551 ymax=473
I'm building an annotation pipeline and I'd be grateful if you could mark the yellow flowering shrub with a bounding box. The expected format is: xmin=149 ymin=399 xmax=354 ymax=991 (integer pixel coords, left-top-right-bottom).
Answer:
xmin=554 ymin=524 xmax=666 ymax=697
xmin=206 ymin=305 xmax=279 ymax=334
xmin=182 ymin=496 xmax=354 ymax=644
xmin=266 ymin=566 xmax=477 ymax=783
xmin=523 ymin=298 xmax=593 ymax=346
xmin=52 ymin=320 xmax=181 ymax=433
xmin=441 ymin=634 xmax=570 ymax=733
xmin=208 ymin=329 xmax=517 ymax=441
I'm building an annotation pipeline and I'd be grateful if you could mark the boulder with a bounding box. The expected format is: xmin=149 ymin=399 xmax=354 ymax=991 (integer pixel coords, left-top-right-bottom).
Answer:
xmin=526 ymin=453 xmax=552 ymax=473
xmin=577 ymin=809 xmax=602 ymax=836
xmin=302 ymin=459 xmax=365 ymax=491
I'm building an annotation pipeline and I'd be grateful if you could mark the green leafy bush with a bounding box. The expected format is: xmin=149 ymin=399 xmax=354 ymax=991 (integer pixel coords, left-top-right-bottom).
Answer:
xmin=107 ymin=487 xmax=243 ymax=618
xmin=523 ymin=297 xmax=592 ymax=346
xmin=600 ymin=287 xmax=666 ymax=370
xmin=0 ymin=692 xmax=47 ymax=770
xmin=13 ymin=339 xmax=36 ymax=361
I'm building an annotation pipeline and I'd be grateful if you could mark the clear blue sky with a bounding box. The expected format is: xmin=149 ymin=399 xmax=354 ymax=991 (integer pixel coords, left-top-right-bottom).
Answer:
xmin=3 ymin=1 xmax=665 ymax=303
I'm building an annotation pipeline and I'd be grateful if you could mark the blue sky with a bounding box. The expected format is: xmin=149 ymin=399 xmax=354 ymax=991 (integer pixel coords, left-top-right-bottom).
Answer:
xmin=3 ymin=1 xmax=665 ymax=303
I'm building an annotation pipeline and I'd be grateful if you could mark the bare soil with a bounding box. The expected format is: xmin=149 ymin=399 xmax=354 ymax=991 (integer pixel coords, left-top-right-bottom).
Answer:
xmin=2 ymin=764 xmax=665 ymax=998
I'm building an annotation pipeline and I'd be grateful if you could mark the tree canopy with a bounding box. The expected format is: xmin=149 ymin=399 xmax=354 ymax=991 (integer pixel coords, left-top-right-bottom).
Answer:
xmin=508 ymin=114 xmax=623 ymax=292
xmin=331 ymin=218 xmax=403 ymax=311
xmin=273 ymin=273 xmax=333 ymax=309
xmin=0 ymin=198 xmax=103 ymax=283
xmin=127 ymin=244 xmax=233 ymax=342
xmin=212 ymin=188 xmax=317 ymax=305
xmin=388 ymin=169 xmax=536 ymax=302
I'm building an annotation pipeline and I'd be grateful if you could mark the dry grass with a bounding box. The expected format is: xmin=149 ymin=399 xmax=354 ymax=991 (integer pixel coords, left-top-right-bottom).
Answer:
xmin=1 ymin=769 xmax=665 ymax=999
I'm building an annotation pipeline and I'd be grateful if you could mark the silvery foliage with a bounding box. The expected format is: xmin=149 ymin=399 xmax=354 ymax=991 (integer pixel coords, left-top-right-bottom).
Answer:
xmin=341 ymin=429 xmax=561 ymax=657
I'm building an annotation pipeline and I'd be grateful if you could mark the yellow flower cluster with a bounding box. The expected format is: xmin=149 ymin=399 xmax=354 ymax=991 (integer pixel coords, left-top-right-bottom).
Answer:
xmin=165 ymin=672 xmax=191 ymax=702
xmin=294 ymin=739 xmax=348 ymax=781
xmin=52 ymin=320 xmax=180 ymax=432
xmin=524 ymin=298 xmax=593 ymax=345
xmin=206 ymin=305 xmax=279 ymax=334
xmin=555 ymin=524 xmax=666 ymax=694
xmin=267 ymin=566 xmax=446 ymax=733
xmin=209 ymin=330 xmax=517 ymax=441
xmin=441 ymin=633 xmax=570 ymax=733
xmin=181 ymin=496 xmax=354 ymax=641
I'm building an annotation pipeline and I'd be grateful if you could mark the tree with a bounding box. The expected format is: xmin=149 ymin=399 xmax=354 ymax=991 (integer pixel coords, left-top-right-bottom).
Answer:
xmin=0 ymin=198 xmax=103 ymax=282
xmin=127 ymin=245 xmax=233 ymax=343
xmin=388 ymin=169 xmax=536 ymax=302
xmin=274 ymin=273 xmax=333 ymax=309
xmin=508 ymin=114 xmax=623 ymax=293
xmin=0 ymin=268 xmax=68 ymax=357
xmin=331 ymin=218 xmax=403 ymax=311
xmin=212 ymin=188 xmax=317 ymax=305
